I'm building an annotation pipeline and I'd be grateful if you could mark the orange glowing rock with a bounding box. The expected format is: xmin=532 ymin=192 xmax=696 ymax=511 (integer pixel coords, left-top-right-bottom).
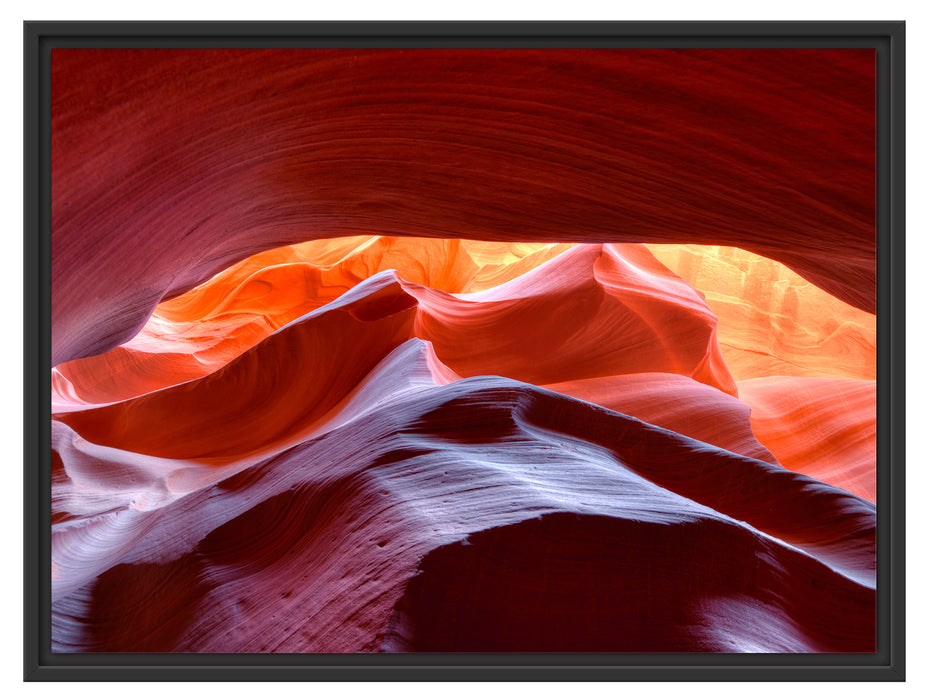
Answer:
xmin=647 ymin=244 xmax=876 ymax=382
xmin=738 ymin=376 xmax=876 ymax=502
xmin=57 ymin=272 xmax=421 ymax=460
xmin=53 ymin=239 xmax=735 ymax=411
xmin=53 ymin=237 xmax=571 ymax=410
xmin=55 ymin=242 xmax=739 ymax=461
xmin=409 ymin=243 xmax=736 ymax=393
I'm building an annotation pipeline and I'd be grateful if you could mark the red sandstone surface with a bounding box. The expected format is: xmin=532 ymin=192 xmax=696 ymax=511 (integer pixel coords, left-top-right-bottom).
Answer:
xmin=50 ymin=49 xmax=876 ymax=653
xmin=52 ymin=48 xmax=874 ymax=366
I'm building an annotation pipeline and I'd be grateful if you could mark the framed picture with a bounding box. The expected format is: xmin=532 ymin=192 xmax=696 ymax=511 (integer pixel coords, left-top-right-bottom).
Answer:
xmin=24 ymin=21 xmax=905 ymax=681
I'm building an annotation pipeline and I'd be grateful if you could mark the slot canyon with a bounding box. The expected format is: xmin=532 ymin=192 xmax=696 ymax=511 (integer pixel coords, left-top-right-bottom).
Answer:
xmin=50 ymin=48 xmax=876 ymax=652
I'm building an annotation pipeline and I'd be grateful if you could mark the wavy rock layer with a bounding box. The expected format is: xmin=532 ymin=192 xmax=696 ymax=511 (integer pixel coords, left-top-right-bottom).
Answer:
xmin=738 ymin=377 xmax=877 ymax=502
xmin=52 ymin=48 xmax=875 ymax=365
xmin=52 ymin=237 xmax=570 ymax=409
xmin=52 ymin=341 xmax=875 ymax=653
xmin=50 ymin=239 xmax=876 ymax=652
xmin=544 ymin=372 xmax=777 ymax=464
xmin=53 ymin=242 xmax=735 ymax=413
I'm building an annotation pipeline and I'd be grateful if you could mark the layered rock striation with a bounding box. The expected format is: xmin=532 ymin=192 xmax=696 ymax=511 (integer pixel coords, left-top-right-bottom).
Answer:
xmin=50 ymin=48 xmax=877 ymax=653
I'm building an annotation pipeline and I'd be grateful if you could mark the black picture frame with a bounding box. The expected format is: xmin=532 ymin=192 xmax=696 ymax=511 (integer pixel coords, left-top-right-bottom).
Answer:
xmin=24 ymin=20 xmax=905 ymax=682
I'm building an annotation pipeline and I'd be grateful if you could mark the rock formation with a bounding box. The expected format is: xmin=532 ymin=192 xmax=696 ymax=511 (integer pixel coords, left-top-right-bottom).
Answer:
xmin=50 ymin=49 xmax=877 ymax=653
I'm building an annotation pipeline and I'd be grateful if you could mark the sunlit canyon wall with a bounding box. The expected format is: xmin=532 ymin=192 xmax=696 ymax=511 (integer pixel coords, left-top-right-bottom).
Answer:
xmin=50 ymin=49 xmax=876 ymax=652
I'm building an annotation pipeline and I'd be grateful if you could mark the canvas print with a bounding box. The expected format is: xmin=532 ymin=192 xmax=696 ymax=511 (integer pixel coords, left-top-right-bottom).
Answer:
xmin=50 ymin=49 xmax=876 ymax=653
